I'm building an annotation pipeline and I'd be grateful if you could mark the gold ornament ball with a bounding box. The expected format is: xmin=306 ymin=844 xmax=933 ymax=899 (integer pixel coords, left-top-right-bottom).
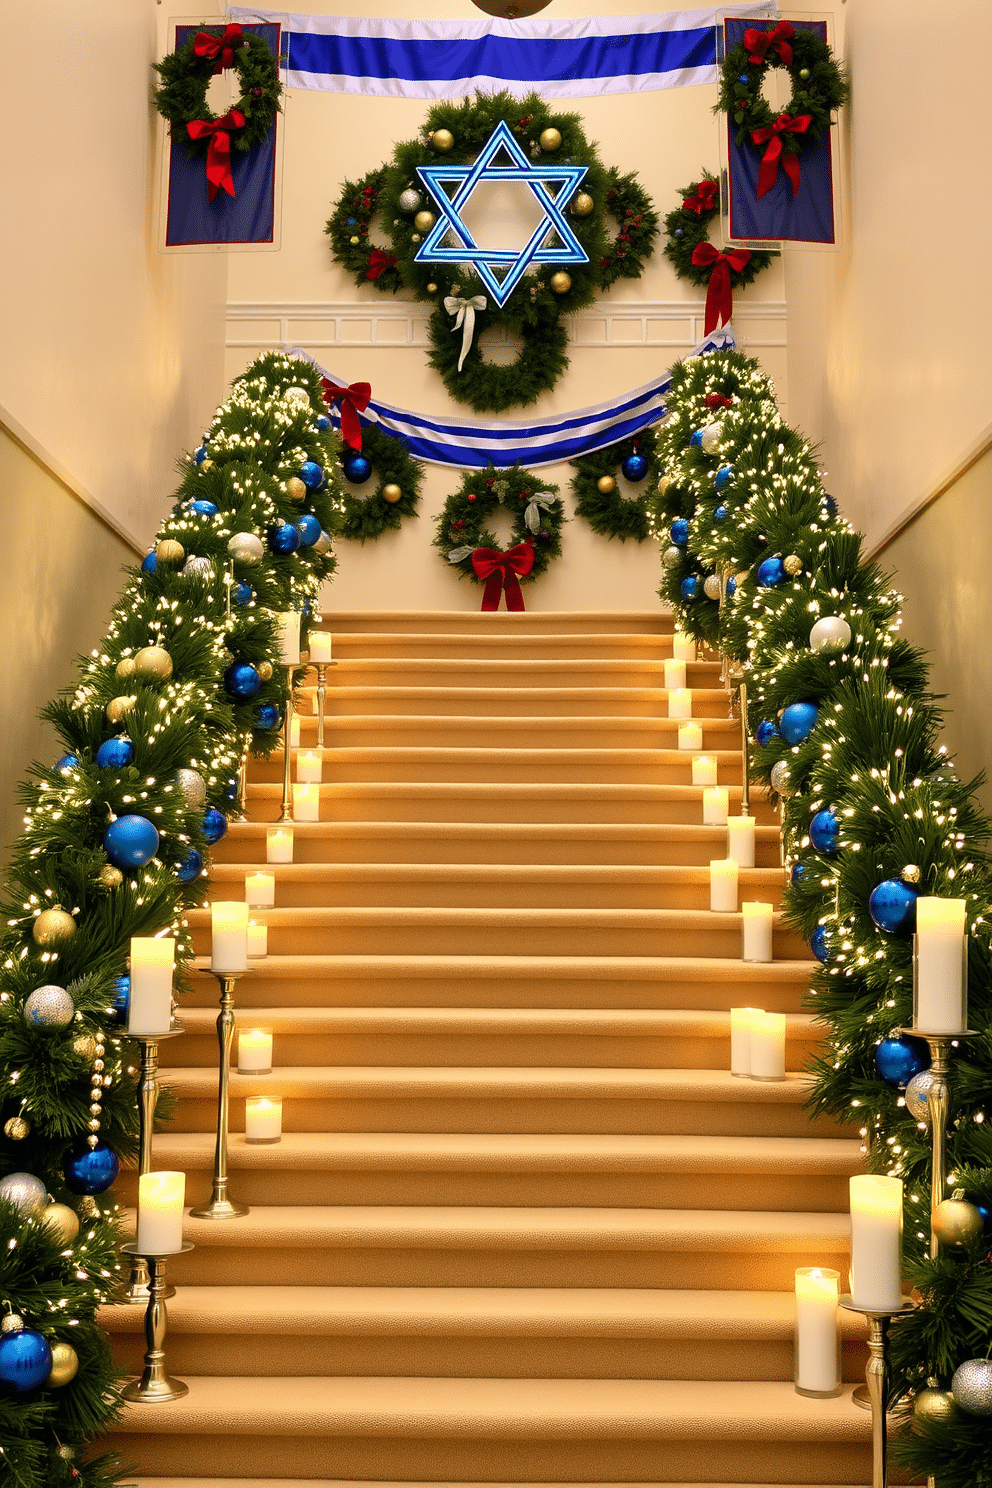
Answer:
xmin=155 ymin=539 xmax=185 ymax=567
xmin=783 ymin=554 xmax=803 ymax=576
xmin=550 ymin=271 xmax=572 ymax=295
xmin=414 ymin=210 xmax=436 ymax=233
xmin=199 ymin=459 xmax=214 ymax=473
xmin=46 ymin=1342 xmax=79 ymax=1389
xmin=97 ymin=864 xmax=123 ymax=889
xmin=32 ymin=908 xmax=76 ymax=949
xmin=932 ymin=1193 xmax=984 ymax=1250
xmin=41 ymin=1202 xmax=80 ymax=1246
xmin=3 ymin=1116 xmax=29 ymax=1141
xmin=285 ymin=476 xmax=307 ymax=502
xmin=349 ymin=235 xmax=360 ymax=245
xmin=115 ymin=657 xmax=135 ymax=682
xmin=77 ymin=1195 xmax=99 ymax=1218
xmin=427 ymin=283 xmax=438 ymax=294
xmin=657 ymin=475 xmax=672 ymax=496
xmin=72 ymin=1033 xmax=97 ymax=1061
xmin=257 ymin=660 xmax=274 ymax=682
xmin=431 ymin=128 xmax=455 ymax=152
xmin=539 ymin=127 xmax=562 ymax=152
xmin=105 ymin=695 xmax=136 ymax=726
xmin=597 ymin=476 xmax=616 ymax=495
xmin=382 ymin=484 xmax=403 ymax=505
xmin=902 ymin=864 xmax=922 ymax=884
xmin=132 ymin=645 xmax=173 ymax=682
xmin=912 ymin=1386 xmax=961 ymax=1429
xmin=571 ymin=191 xmax=594 ymax=216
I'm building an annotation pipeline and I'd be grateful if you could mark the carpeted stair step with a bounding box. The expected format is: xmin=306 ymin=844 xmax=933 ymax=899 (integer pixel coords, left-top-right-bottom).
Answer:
xmin=287 ymin=713 xmax=743 ymax=750
xmin=326 ymin=609 xmax=676 ymax=636
xmin=102 ymin=1286 xmax=868 ymax=1382
xmin=131 ymin=1481 xmax=870 ymax=1488
xmin=311 ymin=657 xmax=722 ymax=689
xmin=330 ymin=627 xmax=702 ymax=659
xmin=109 ymin=1374 xmax=870 ymax=1481
xmin=314 ymin=685 xmax=730 ymax=720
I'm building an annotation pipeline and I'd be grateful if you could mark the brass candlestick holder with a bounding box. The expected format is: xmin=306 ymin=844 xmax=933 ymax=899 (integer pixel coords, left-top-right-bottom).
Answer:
xmin=118 ymin=1027 xmax=184 ymax=1304
xmin=120 ymin=1242 xmax=193 ymax=1402
xmin=841 ymin=1296 xmax=915 ymax=1484
xmin=189 ymin=970 xmax=249 ymax=1220
xmin=312 ymin=660 xmax=337 ymax=750
xmin=278 ymin=664 xmax=297 ymax=823
xmin=899 ymin=1023 xmax=977 ymax=1259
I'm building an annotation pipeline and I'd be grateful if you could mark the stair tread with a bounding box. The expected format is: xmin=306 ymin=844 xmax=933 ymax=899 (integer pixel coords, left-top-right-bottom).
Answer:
xmin=211 ymin=863 xmax=775 ymax=885
xmin=312 ymin=686 xmax=729 ymax=701
xmin=191 ymin=953 xmax=812 ymax=981
xmin=224 ymin=819 xmax=779 ymax=840
xmin=177 ymin=1006 xmax=821 ymax=1036
xmin=245 ymin=781 xmax=753 ymax=800
xmin=325 ymin=660 xmax=721 ymax=676
xmin=192 ymin=906 xmax=794 ymax=929
xmin=295 ymin=713 xmax=741 ymax=733
xmin=272 ymin=746 xmax=739 ymax=764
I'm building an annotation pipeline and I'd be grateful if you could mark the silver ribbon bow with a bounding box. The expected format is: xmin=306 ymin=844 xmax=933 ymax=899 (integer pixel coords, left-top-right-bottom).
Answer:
xmin=524 ymin=491 xmax=557 ymax=535
xmin=444 ymin=294 xmax=487 ymax=372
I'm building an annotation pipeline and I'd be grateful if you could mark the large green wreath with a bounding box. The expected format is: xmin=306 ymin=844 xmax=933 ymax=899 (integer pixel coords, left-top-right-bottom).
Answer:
xmin=326 ymin=92 xmax=658 ymax=412
xmin=570 ymin=430 xmax=661 ymax=543
xmin=330 ymin=423 xmax=424 ymax=543
xmin=153 ymin=24 xmax=281 ymax=157
xmin=663 ymin=171 xmax=774 ymax=293
xmin=433 ymin=464 xmax=565 ymax=588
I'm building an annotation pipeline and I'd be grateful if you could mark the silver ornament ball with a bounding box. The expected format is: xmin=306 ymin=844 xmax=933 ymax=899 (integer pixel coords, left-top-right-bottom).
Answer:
xmin=0 ymin=1172 xmax=48 ymax=1217
xmin=952 ymin=1357 xmax=992 ymax=1415
xmin=175 ymin=768 xmax=207 ymax=809
xmin=313 ymin=530 xmax=333 ymax=556
xmin=398 ymin=187 xmax=421 ymax=213
xmin=703 ymin=574 xmax=722 ymax=601
xmin=227 ymin=532 xmax=264 ymax=565
xmin=904 ymin=1069 xmax=939 ymax=1123
xmin=182 ymin=556 xmax=215 ymax=579
xmin=809 ymin=615 xmax=852 ymax=654
xmin=699 ymin=421 xmax=724 ymax=454
xmin=24 ymin=984 xmax=75 ymax=1029
xmin=662 ymin=546 xmax=682 ymax=569
xmin=283 ymin=386 xmax=311 ymax=409
xmin=769 ymin=760 xmax=795 ymax=797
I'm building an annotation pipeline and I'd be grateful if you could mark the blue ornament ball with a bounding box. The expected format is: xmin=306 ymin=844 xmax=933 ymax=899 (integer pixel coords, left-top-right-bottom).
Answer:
xmin=780 ymin=702 xmax=819 ymax=745
xmin=111 ymin=974 xmax=130 ymax=1025
xmin=689 ymin=429 xmax=704 ymax=449
xmin=343 ymin=453 xmax=373 ymax=485
xmin=193 ymin=444 xmax=208 ymax=466
xmin=225 ymin=777 xmax=239 ymax=801
xmin=0 ymin=1328 xmax=53 ymax=1393
xmin=104 ymin=814 xmax=159 ymax=869
xmin=875 ymin=1036 xmax=929 ymax=1088
xmin=64 ymin=1140 xmax=120 ymax=1195
xmin=224 ymin=661 xmax=262 ymax=701
xmin=810 ymin=924 xmax=831 ymax=962
xmin=738 ymin=73 xmax=750 ymax=84
xmin=674 ymin=227 xmax=684 ymax=238
xmin=254 ymin=703 xmax=281 ymax=730
xmin=55 ymin=754 xmax=80 ymax=774
xmin=95 ymin=737 xmax=135 ymax=771
xmin=189 ymin=499 xmax=219 ymax=517
xmin=725 ymin=576 xmax=736 ymax=599
xmin=680 ymin=576 xmax=700 ymax=600
xmin=824 ymin=495 xmax=838 ymax=516
xmin=316 ymin=414 xmax=330 ymax=431
xmin=268 ymin=523 xmax=301 ymax=554
xmin=671 ymin=518 xmax=690 ymax=546
xmin=714 ymin=465 xmax=734 ymax=491
xmin=790 ymin=862 xmax=805 ymax=884
xmin=713 ymin=505 xmax=728 ymax=523
xmin=345 ymin=217 xmax=356 ymax=226
xmin=868 ymin=879 xmax=919 ymax=935
xmin=297 ymin=514 xmax=322 ymax=546
xmin=141 ymin=550 xmax=157 ymax=573
xmin=809 ymin=810 xmax=840 ymax=855
xmin=299 ymin=460 xmax=324 ymax=490
xmin=977 ymin=1203 xmax=991 ymax=1232
xmin=232 ymin=582 xmax=253 ymax=606
xmin=757 ymin=556 xmax=786 ymax=587
xmin=176 ymin=847 xmax=204 ymax=884
xmin=202 ymin=807 xmax=227 ymax=845
xmin=755 ymin=720 xmax=778 ymax=747
xmin=621 ymin=452 xmax=649 ymax=482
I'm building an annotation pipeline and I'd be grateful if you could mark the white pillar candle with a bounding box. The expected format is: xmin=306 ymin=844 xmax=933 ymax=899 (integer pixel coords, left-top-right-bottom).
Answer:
xmin=750 ymin=1010 xmax=786 ymax=1079
xmin=915 ymin=897 xmax=968 ymax=1033
xmin=245 ymin=1096 xmax=282 ymax=1143
xmin=710 ymin=858 xmax=739 ymax=913
xmin=742 ymin=901 xmax=774 ymax=962
xmin=289 ymin=715 xmax=301 ymax=749
xmin=237 ymin=1029 xmax=272 ymax=1073
xmin=795 ymin=1268 xmax=841 ymax=1397
xmin=210 ymin=901 xmax=248 ymax=973
xmin=692 ymin=755 xmax=717 ymax=786
xmin=266 ymin=827 xmax=294 ymax=863
xmin=136 ymin=1170 xmax=185 ymax=1255
xmin=703 ymin=786 xmax=729 ymax=825
xmin=127 ymin=936 xmax=175 ymax=1036
xmin=245 ymin=871 xmax=275 ymax=908
xmin=678 ymin=722 xmax=703 ymax=751
xmin=247 ymin=919 xmax=268 ymax=958
xmin=672 ymin=632 xmax=696 ymax=663
xmin=730 ymin=1007 xmax=763 ymax=1077
xmin=668 ymin=687 xmax=692 ymax=720
xmin=296 ymin=750 xmax=323 ymax=783
xmin=727 ymin=815 xmax=756 ymax=868
xmin=292 ymin=782 xmax=320 ymax=821
xmin=849 ymin=1175 xmax=904 ymax=1311
xmin=309 ymin=632 xmax=333 ymax=663
xmin=664 ymin=658 xmax=687 ymax=691
xmin=275 ymin=610 xmax=301 ymax=666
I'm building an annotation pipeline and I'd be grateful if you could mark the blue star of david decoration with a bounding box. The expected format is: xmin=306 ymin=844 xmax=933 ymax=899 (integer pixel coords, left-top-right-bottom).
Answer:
xmin=414 ymin=120 xmax=590 ymax=309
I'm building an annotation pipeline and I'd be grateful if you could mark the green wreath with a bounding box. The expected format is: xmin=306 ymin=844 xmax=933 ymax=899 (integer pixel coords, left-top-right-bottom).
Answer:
xmin=426 ymin=298 xmax=569 ymax=414
xmin=153 ymin=23 xmax=281 ymax=158
xmin=716 ymin=20 xmax=848 ymax=181
xmin=324 ymin=167 xmax=404 ymax=295
xmin=433 ymin=464 xmax=565 ymax=589
xmin=330 ymin=423 xmax=424 ymax=543
xmin=570 ymin=430 xmax=661 ymax=543
xmin=599 ymin=169 xmax=660 ymax=289
xmin=663 ymin=171 xmax=774 ymax=292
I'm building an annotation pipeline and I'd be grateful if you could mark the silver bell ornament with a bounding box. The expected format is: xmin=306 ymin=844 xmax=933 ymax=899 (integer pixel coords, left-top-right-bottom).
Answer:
xmin=699 ymin=421 xmax=723 ymax=453
xmin=662 ymin=546 xmax=682 ymax=569
xmin=904 ymin=1069 xmax=939 ymax=1123
xmin=398 ymin=187 xmax=422 ymax=213
xmin=227 ymin=532 xmax=264 ymax=565
xmin=23 ymin=985 xmax=75 ymax=1029
xmin=952 ymin=1358 xmax=992 ymax=1415
xmin=769 ymin=760 xmax=795 ymax=797
xmin=809 ymin=615 xmax=852 ymax=654
xmin=0 ymin=1171 xmax=48 ymax=1217
xmin=175 ymin=768 xmax=207 ymax=809
xmin=703 ymin=574 xmax=722 ymax=601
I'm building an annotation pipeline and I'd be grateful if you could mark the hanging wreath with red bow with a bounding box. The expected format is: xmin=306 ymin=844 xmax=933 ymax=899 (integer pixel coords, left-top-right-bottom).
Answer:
xmin=153 ymin=24 xmax=281 ymax=203
xmin=662 ymin=172 xmax=774 ymax=334
xmin=716 ymin=20 xmax=848 ymax=201
xmin=433 ymin=465 xmax=565 ymax=611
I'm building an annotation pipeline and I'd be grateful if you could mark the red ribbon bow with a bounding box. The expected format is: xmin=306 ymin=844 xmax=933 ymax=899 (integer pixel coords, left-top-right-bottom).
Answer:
xmin=366 ymin=249 xmax=399 ymax=281
xmin=683 ymin=179 xmax=718 ymax=216
xmin=320 ymin=378 xmax=372 ymax=450
xmin=690 ymin=241 xmax=752 ymax=335
xmin=186 ymin=109 xmax=246 ymax=202
xmin=751 ymin=112 xmax=812 ymax=198
xmin=471 ymin=540 xmax=535 ymax=612
xmin=705 ymin=393 xmax=733 ymax=409
xmin=743 ymin=19 xmax=795 ymax=67
xmin=193 ymin=23 xmax=244 ymax=73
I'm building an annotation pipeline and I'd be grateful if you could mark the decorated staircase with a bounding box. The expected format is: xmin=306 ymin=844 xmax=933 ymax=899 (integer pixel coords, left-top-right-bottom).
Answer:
xmin=104 ymin=610 xmax=871 ymax=1487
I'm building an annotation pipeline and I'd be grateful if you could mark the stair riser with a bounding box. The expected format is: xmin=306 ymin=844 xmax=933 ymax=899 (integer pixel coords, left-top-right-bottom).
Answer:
xmin=327 ymin=613 xmax=675 ymax=635
xmin=254 ymin=758 xmax=744 ymax=787
xmin=322 ymin=690 xmax=728 ymax=719
xmin=243 ymin=792 xmax=777 ymax=827
xmin=318 ymin=666 xmax=719 ymax=689
xmin=296 ymin=721 xmax=743 ymax=749
xmin=331 ymin=638 xmax=689 ymax=660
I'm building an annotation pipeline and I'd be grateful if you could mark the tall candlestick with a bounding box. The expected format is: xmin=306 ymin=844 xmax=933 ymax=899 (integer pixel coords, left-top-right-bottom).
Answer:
xmin=275 ymin=610 xmax=301 ymax=666
xmin=289 ymin=715 xmax=301 ymax=749
xmin=672 ymin=632 xmax=696 ymax=663
xmin=309 ymin=632 xmax=333 ymax=663
xmin=136 ymin=1170 xmax=185 ymax=1256
xmin=238 ymin=1029 xmax=272 ymax=1074
xmin=664 ymin=658 xmax=686 ymax=691
xmin=128 ymin=937 xmax=175 ymax=1036
xmin=692 ymin=755 xmax=717 ymax=786
xmin=296 ymin=750 xmax=323 ymax=783
xmin=247 ymin=919 xmax=268 ymax=958
xmin=210 ymin=902 xmax=248 ymax=974
xmin=710 ymin=858 xmax=738 ymax=913
xmin=245 ymin=1097 xmax=282 ymax=1143
xmin=730 ymin=1007 xmax=762 ymax=1078
xmin=849 ymin=1175 xmax=904 ymax=1312
xmin=750 ymin=1010 xmax=786 ymax=1079
xmin=677 ymin=722 xmax=702 ymax=751
xmin=292 ymin=782 xmax=320 ymax=821
xmin=245 ymin=871 xmax=275 ymax=908
xmin=702 ymin=785 xmax=729 ymax=825
xmin=914 ymin=898 xmax=968 ymax=1033
xmin=266 ymin=827 xmax=294 ymax=863
xmin=668 ymin=687 xmax=692 ymax=720
xmin=794 ymin=1267 xmax=841 ymax=1397
xmin=727 ymin=815 xmax=756 ymax=868
xmin=741 ymin=901 xmax=773 ymax=962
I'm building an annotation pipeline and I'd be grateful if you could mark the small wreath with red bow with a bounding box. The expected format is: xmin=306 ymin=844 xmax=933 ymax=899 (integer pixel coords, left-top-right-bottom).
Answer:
xmin=433 ymin=465 xmax=565 ymax=609
xmin=663 ymin=172 xmax=774 ymax=333
xmin=716 ymin=20 xmax=848 ymax=200
xmin=325 ymin=168 xmax=404 ymax=294
xmin=570 ymin=430 xmax=661 ymax=543
xmin=153 ymin=25 xmax=281 ymax=201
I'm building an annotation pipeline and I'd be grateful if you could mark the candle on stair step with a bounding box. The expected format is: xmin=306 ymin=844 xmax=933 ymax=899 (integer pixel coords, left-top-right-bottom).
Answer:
xmin=136 ymin=1170 xmax=185 ymax=1256
xmin=664 ymin=658 xmax=686 ymax=691
xmin=668 ymin=687 xmax=692 ymax=720
xmin=749 ymin=1010 xmax=786 ymax=1080
xmin=794 ymin=1267 xmax=841 ymax=1397
xmin=710 ymin=859 xmax=738 ymax=913
xmin=245 ymin=1097 xmax=282 ymax=1143
xmin=741 ymin=900 xmax=773 ymax=961
xmin=292 ymin=782 xmax=320 ymax=821
xmin=702 ymin=786 xmax=729 ymax=825
xmin=296 ymin=750 xmax=323 ymax=783
xmin=247 ymin=919 xmax=268 ymax=958
xmin=730 ymin=1007 xmax=763 ymax=1077
xmin=692 ymin=755 xmax=717 ymax=786
xmin=266 ymin=827 xmax=294 ymax=863
xmin=210 ymin=901 xmax=248 ymax=973
xmin=289 ymin=715 xmax=301 ymax=749
xmin=238 ymin=1029 xmax=272 ymax=1074
xmin=677 ymin=722 xmax=703 ymax=752
xmin=245 ymin=871 xmax=275 ymax=908
xmin=308 ymin=632 xmax=333 ymax=664
xmin=672 ymin=632 xmax=696 ymax=663
xmin=727 ymin=815 xmax=756 ymax=868
xmin=849 ymin=1175 xmax=904 ymax=1311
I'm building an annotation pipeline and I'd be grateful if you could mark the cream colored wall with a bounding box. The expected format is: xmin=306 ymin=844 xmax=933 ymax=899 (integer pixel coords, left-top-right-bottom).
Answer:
xmin=226 ymin=0 xmax=787 ymax=610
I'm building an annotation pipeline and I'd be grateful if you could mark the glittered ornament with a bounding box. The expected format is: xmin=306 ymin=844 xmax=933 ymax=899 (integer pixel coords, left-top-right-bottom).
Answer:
xmin=755 ymin=720 xmax=778 ymax=746
xmin=285 ymin=476 xmax=307 ymax=502
xmin=571 ymin=190 xmax=594 ymax=215
xmin=769 ymin=760 xmax=794 ymax=796
xmin=902 ymin=864 xmax=922 ymax=884
xmin=714 ymin=465 xmax=734 ymax=491
xmin=810 ymin=924 xmax=831 ymax=962
xmin=256 ymin=660 xmax=274 ymax=682
xmin=54 ymin=754 xmax=80 ymax=773
xmin=96 ymin=864 xmax=124 ymax=890
xmin=202 ymin=807 xmax=228 ymax=844
xmin=268 ymin=522 xmax=302 ymax=554
xmin=39 ymin=1202 xmax=79 ymax=1247
xmin=23 ymin=985 xmax=74 ymax=1028
xmin=105 ymin=814 xmax=159 ymax=868
xmin=680 ymin=576 xmax=700 ymax=600
xmin=912 ymin=1384 xmax=961 ymax=1428
xmin=783 ymin=554 xmax=803 ymax=576
xmin=550 ymin=272 xmax=572 ymax=294
xmin=432 ymin=128 xmax=454 ymax=151
xmin=46 ymin=1341 xmax=79 ymax=1388
xmin=115 ymin=657 xmax=135 ymax=681
xmin=809 ymin=809 xmax=840 ymax=854
xmin=809 ymin=615 xmax=852 ymax=653
xmin=0 ymin=1315 xmax=23 ymax=1333
xmin=283 ymin=386 xmax=310 ymax=409
xmin=905 ymin=1069 xmax=938 ymax=1123
xmin=189 ymin=499 xmax=219 ymax=517
xmin=32 ymin=908 xmax=76 ymax=949
xmin=176 ymin=847 xmax=204 ymax=884
xmin=597 ymin=476 xmax=616 ymax=495
xmin=316 ymin=414 xmax=330 ymax=431
xmin=313 ymin=530 xmax=333 ymax=556
xmin=699 ymin=422 xmax=723 ymax=453
xmin=874 ymin=1035 xmax=928 ymax=1087
xmin=671 ymin=518 xmax=690 ymax=546
xmin=621 ymin=452 xmax=649 ymax=482
xmin=539 ymin=126 xmax=562 ymax=151
xmin=228 ymin=532 xmax=264 ymax=565
xmin=343 ymin=453 xmax=373 ymax=484
xmin=299 ymin=460 xmax=324 ymax=490
xmin=662 ymin=546 xmax=681 ymax=569
xmin=932 ymin=1191 xmax=984 ymax=1251
xmin=64 ymin=1141 xmax=120 ymax=1195
xmin=703 ymin=574 xmax=722 ymax=600
xmin=175 ymin=768 xmax=207 ymax=809
xmin=155 ymin=539 xmax=185 ymax=567
xmin=657 ymin=476 xmax=672 ymax=496
xmin=398 ymin=187 xmax=421 ymax=212
xmin=414 ymin=210 xmax=435 ymax=233
xmin=780 ymin=702 xmax=819 ymax=745
xmin=225 ymin=662 xmax=262 ymax=701
xmin=254 ymin=703 xmax=280 ymax=730
xmin=96 ymin=737 xmax=134 ymax=771
xmin=0 ymin=1172 xmax=47 ymax=1216
xmin=0 ymin=1327 xmax=52 ymax=1392
xmin=3 ymin=1116 xmax=29 ymax=1140
xmin=105 ymin=695 xmax=136 ymax=726
xmin=297 ymin=514 xmax=322 ymax=545
xmin=72 ymin=1032 xmax=98 ymax=1060
xmin=868 ymin=878 xmax=918 ymax=935
xmin=382 ymin=484 xmax=403 ymax=504
xmin=183 ymin=555 xmax=215 ymax=579
xmin=757 ymin=556 xmax=786 ymax=587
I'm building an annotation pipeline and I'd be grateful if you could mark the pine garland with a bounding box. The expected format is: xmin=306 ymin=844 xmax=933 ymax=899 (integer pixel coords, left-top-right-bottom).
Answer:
xmin=0 ymin=352 xmax=341 ymax=1480
xmin=716 ymin=20 xmax=848 ymax=162
xmin=153 ymin=25 xmax=281 ymax=157
xmin=570 ymin=429 xmax=660 ymax=543
xmin=332 ymin=423 xmax=425 ymax=543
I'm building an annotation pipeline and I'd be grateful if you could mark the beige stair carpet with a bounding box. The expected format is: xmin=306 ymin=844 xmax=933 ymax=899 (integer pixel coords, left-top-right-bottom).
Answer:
xmin=103 ymin=611 xmax=871 ymax=1485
